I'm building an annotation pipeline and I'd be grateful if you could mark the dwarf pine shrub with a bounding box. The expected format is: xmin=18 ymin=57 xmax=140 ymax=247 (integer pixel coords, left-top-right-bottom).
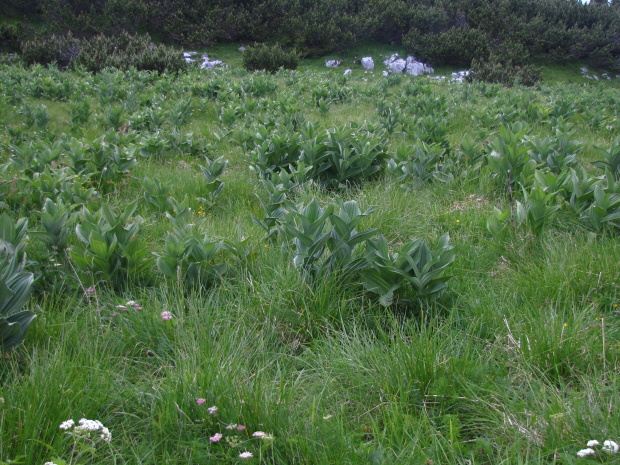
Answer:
xmin=243 ymin=44 xmax=298 ymax=73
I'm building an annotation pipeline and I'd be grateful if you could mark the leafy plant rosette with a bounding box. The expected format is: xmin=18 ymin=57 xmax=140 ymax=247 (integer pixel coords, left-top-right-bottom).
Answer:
xmin=0 ymin=215 xmax=36 ymax=351
xmin=361 ymin=233 xmax=455 ymax=307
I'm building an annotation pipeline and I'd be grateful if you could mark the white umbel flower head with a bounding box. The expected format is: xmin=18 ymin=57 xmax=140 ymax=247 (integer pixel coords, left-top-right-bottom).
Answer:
xmin=603 ymin=440 xmax=619 ymax=454
xmin=59 ymin=419 xmax=75 ymax=430
xmin=76 ymin=418 xmax=104 ymax=432
xmin=65 ymin=418 xmax=112 ymax=443
xmin=586 ymin=440 xmax=600 ymax=447
xmin=577 ymin=448 xmax=596 ymax=457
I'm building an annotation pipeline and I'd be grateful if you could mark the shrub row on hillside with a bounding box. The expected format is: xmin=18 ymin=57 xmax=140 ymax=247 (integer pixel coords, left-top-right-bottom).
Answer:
xmin=12 ymin=0 xmax=615 ymax=70
xmin=20 ymin=32 xmax=186 ymax=73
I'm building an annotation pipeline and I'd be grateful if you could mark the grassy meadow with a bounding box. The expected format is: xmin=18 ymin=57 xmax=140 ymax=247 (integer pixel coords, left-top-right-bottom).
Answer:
xmin=0 ymin=51 xmax=619 ymax=465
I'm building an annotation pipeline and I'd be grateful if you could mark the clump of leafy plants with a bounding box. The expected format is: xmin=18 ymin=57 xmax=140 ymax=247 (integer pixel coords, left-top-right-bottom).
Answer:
xmin=0 ymin=214 xmax=36 ymax=351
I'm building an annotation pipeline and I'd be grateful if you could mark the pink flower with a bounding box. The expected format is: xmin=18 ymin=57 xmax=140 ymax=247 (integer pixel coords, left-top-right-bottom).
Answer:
xmin=161 ymin=311 xmax=173 ymax=321
xmin=209 ymin=432 xmax=223 ymax=442
xmin=86 ymin=287 xmax=95 ymax=293
xmin=252 ymin=431 xmax=267 ymax=437
xmin=239 ymin=452 xmax=253 ymax=459
xmin=196 ymin=398 xmax=206 ymax=405
xmin=207 ymin=406 xmax=218 ymax=415
xmin=236 ymin=425 xmax=246 ymax=431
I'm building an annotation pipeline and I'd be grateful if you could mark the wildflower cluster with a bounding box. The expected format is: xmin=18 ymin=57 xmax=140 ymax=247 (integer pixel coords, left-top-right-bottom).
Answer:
xmin=195 ymin=401 xmax=274 ymax=459
xmin=60 ymin=418 xmax=112 ymax=443
xmin=161 ymin=311 xmax=173 ymax=321
xmin=577 ymin=439 xmax=619 ymax=458
xmin=111 ymin=300 xmax=143 ymax=317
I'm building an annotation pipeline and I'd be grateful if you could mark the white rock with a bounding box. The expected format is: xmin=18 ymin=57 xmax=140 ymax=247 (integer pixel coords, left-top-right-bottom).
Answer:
xmin=361 ymin=57 xmax=374 ymax=70
xmin=405 ymin=56 xmax=433 ymax=75
xmin=200 ymin=54 xmax=225 ymax=69
xmin=383 ymin=53 xmax=433 ymax=75
xmin=388 ymin=58 xmax=407 ymax=74
xmin=325 ymin=60 xmax=341 ymax=68
xmin=238 ymin=46 xmax=246 ymax=52
xmin=184 ymin=51 xmax=198 ymax=63
xmin=383 ymin=54 xmax=399 ymax=66
xmin=343 ymin=69 xmax=352 ymax=76
xmin=450 ymin=70 xmax=470 ymax=81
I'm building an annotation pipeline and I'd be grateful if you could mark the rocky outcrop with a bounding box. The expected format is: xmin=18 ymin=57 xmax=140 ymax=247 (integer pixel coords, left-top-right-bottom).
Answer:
xmin=451 ymin=70 xmax=469 ymax=81
xmin=183 ymin=51 xmax=226 ymax=69
xmin=200 ymin=54 xmax=225 ymax=69
xmin=383 ymin=53 xmax=433 ymax=75
xmin=405 ymin=56 xmax=433 ymax=75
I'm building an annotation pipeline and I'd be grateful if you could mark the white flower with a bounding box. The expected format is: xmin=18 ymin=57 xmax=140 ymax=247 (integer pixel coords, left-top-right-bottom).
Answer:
xmin=76 ymin=418 xmax=104 ymax=431
xmin=207 ymin=406 xmax=218 ymax=415
xmin=44 ymin=462 xmax=59 ymax=465
xmin=59 ymin=419 xmax=75 ymax=430
xmin=587 ymin=440 xmax=600 ymax=447
xmin=99 ymin=426 xmax=112 ymax=443
xmin=603 ymin=440 xmax=619 ymax=453
xmin=226 ymin=423 xmax=238 ymax=430
xmin=577 ymin=448 xmax=596 ymax=457
xmin=125 ymin=300 xmax=136 ymax=306
xmin=67 ymin=418 xmax=111 ymax=443
xmin=239 ymin=451 xmax=253 ymax=458
xmin=252 ymin=431 xmax=267 ymax=437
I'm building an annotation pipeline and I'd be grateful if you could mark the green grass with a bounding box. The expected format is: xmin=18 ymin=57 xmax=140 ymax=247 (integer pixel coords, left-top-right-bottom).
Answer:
xmin=0 ymin=58 xmax=619 ymax=465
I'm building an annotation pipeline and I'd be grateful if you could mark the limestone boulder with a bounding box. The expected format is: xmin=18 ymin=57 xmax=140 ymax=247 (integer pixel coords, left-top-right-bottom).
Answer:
xmin=361 ymin=57 xmax=374 ymax=70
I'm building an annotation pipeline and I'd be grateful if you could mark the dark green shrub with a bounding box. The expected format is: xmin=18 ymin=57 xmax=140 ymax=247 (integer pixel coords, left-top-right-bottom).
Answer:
xmin=468 ymin=58 xmax=542 ymax=87
xmin=74 ymin=33 xmax=186 ymax=74
xmin=403 ymin=27 xmax=490 ymax=67
xmin=588 ymin=43 xmax=620 ymax=73
xmin=20 ymin=32 xmax=185 ymax=73
xmin=20 ymin=32 xmax=80 ymax=68
xmin=243 ymin=43 xmax=298 ymax=73
xmin=0 ymin=23 xmax=22 ymax=53
xmin=467 ymin=43 xmax=542 ymax=87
